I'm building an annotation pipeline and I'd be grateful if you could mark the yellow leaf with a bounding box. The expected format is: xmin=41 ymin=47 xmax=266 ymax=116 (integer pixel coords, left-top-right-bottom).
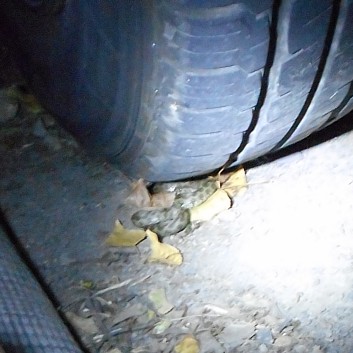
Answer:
xmin=106 ymin=220 xmax=146 ymax=247
xmin=221 ymin=167 xmax=248 ymax=198
xmin=189 ymin=189 xmax=231 ymax=223
xmin=147 ymin=230 xmax=183 ymax=266
xmin=125 ymin=179 xmax=151 ymax=207
xmin=174 ymin=335 xmax=200 ymax=353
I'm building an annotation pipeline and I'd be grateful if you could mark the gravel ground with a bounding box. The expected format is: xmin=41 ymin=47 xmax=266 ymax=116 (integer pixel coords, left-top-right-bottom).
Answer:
xmin=1 ymin=49 xmax=353 ymax=353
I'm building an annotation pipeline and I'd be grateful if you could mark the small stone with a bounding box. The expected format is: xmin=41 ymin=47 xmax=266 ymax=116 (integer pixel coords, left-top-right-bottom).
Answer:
xmin=274 ymin=335 xmax=292 ymax=347
xmin=259 ymin=344 xmax=268 ymax=353
xmin=197 ymin=331 xmax=224 ymax=353
xmin=312 ymin=345 xmax=324 ymax=353
xmin=256 ymin=327 xmax=273 ymax=344
xmin=32 ymin=118 xmax=48 ymax=138
xmin=0 ymin=92 xmax=18 ymax=123
xmin=294 ymin=345 xmax=306 ymax=353
xmin=218 ymin=322 xmax=255 ymax=348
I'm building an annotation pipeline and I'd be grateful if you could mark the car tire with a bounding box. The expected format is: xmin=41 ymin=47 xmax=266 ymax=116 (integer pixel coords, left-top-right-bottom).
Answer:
xmin=1 ymin=0 xmax=353 ymax=181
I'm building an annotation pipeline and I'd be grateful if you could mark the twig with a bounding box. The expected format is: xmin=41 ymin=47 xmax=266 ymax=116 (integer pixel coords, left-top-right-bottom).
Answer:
xmin=92 ymin=275 xmax=150 ymax=297
xmin=168 ymin=313 xmax=232 ymax=322
xmin=60 ymin=275 xmax=150 ymax=311
xmin=93 ymin=323 xmax=154 ymax=343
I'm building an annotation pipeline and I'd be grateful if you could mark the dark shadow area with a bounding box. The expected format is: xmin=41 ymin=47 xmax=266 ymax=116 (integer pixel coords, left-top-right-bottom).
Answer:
xmin=246 ymin=111 xmax=353 ymax=168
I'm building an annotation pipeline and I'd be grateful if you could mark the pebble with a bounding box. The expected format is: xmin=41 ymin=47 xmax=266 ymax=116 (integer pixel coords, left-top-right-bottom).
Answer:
xmin=256 ymin=327 xmax=273 ymax=344
xmin=218 ymin=322 xmax=255 ymax=348
xmin=197 ymin=331 xmax=224 ymax=353
xmin=32 ymin=118 xmax=47 ymax=138
xmin=259 ymin=344 xmax=268 ymax=353
xmin=0 ymin=90 xmax=18 ymax=123
xmin=274 ymin=335 xmax=292 ymax=347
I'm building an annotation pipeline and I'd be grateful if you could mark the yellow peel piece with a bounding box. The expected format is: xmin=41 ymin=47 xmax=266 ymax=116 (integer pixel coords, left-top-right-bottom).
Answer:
xmin=106 ymin=220 xmax=146 ymax=247
xmin=221 ymin=167 xmax=247 ymax=198
xmin=189 ymin=189 xmax=231 ymax=223
xmin=147 ymin=230 xmax=183 ymax=266
xmin=174 ymin=335 xmax=200 ymax=353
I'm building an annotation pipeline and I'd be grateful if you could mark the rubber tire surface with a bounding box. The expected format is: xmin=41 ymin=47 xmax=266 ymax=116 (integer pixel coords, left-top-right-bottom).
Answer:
xmin=1 ymin=0 xmax=353 ymax=181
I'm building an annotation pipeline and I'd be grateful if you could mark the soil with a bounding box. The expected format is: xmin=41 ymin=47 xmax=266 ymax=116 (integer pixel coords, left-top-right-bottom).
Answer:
xmin=1 ymin=43 xmax=353 ymax=353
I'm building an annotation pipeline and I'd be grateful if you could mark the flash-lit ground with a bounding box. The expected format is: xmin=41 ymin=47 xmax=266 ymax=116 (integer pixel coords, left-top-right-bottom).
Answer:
xmin=1 ymin=47 xmax=353 ymax=352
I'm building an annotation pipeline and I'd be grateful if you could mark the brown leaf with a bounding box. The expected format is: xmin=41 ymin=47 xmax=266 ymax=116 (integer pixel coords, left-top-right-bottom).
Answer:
xmin=174 ymin=335 xmax=200 ymax=353
xmin=106 ymin=220 xmax=146 ymax=247
xmin=189 ymin=189 xmax=231 ymax=223
xmin=147 ymin=230 xmax=183 ymax=266
xmin=221 ymin=167 xmax=247 ymax=198
xmin=125 ymin=179 xmax=151 ymax=207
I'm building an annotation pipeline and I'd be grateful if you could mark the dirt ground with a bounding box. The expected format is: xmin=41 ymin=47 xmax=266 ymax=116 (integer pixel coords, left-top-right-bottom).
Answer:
xmin=1 ymin=45 xmax=353 ymax=353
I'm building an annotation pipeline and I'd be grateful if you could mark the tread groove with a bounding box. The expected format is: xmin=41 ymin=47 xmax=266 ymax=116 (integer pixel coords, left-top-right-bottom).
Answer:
xmin=324 ymin=81 xmax=353 ymax=125
xmin=271 ymin=0 xmax=341 ymax=151
xmin=222 ymin=0 xmax=280 ymax=170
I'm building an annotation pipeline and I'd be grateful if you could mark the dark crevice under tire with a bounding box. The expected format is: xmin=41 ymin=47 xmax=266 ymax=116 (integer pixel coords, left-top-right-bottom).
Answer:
xmin=1 ymin=0 xmax=353 ymax=181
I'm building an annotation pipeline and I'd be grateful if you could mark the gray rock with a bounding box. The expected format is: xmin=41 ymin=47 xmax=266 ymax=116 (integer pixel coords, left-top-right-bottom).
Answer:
xmin=32 ymin=118 xmax=47 ymax=138
xmin=218 ymin=322 xmax=255 ymax=349
xmin=197 ymin=331 xmax=224 ymax=353
xmin=0 ymin=91 xmax=18 ymax=123
xmin=274 ymin=335 xmax=292 ymax=347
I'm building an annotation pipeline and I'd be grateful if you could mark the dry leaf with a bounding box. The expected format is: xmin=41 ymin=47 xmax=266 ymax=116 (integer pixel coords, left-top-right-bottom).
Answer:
xmin=125 ymin=179 xmax=151 ymax=207
xmin=221 ymin=167 xmax=247 ymax=198
xmin=148 ymin=288 xmax=174 ymax=315
xmin=147 ymin=229 xmax=183 ymax=266
xmin=174 ymin=335 xmax=200 ymax=353
xmin=189 ymin=189 xmax=231 ymax=223
xmin=153 ymin=319 xmax=172 ymax=334
xmin=151 ymin=191 xmax=175 ymax=208
xmin=106 ymin=220 xmax=146 ymax=247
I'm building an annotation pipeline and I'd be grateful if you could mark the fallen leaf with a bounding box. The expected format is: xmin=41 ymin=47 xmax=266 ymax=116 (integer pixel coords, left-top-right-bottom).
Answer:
xmin=125 ymin=179 xmax=151 ymax=207
xmin=106 ymin=220 xmax=146 ymax=247
xmin=221 ymin=167 xmax=247 ymax=198
xmin=189 ymin=189 xmax=231 ymax=223
xmin=79 ymin=280 xmax=95 ymax=289
xmin=147 ymin=230 xmax=183 ymax=266
xmin=148 ymin=288 xmax=174 ymax=315
xmin=153 ymin=319 xmax=172 ymax=334
xmin=147 ymin=309 xmax=156 ymax=320
xmin=174 ymin=335 xmax=200 ymax=353
xmin=151 ymin=191 xmax=175 ymax=208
